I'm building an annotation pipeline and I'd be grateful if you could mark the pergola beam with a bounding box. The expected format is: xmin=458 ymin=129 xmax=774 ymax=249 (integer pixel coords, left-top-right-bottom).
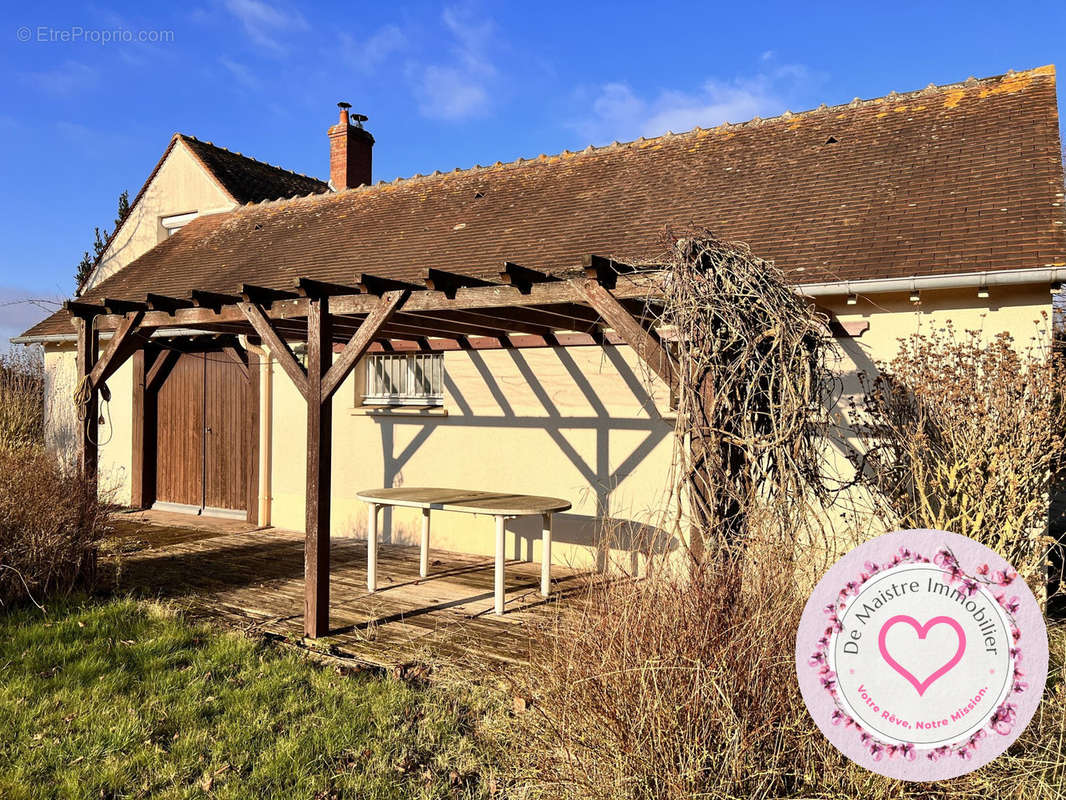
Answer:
xmin=191 ymin=290 xmax=242 ymax=310
xmin=356 ymin=273 xmax=422 ymax=295
xmin=421 ymin=268 xmax=499 ymax=298
xmin=294 ymin=277 xmax=361 ymax=297
xmin=146 ymin=293 xmax=195 ymax=313
xmin=360 ymin=330 xmax=627 ymax=353
xmin=321 ymin=291 xmax=407 ymax=402
xmin=304 ymin=296 xmax=332 ymax=638
xmin=405 ymin=308 xmax=557 ymax=336
xmin=65 ymin=300 xmax=107 ymax=317
xmin=88 ymin=311 xmax=145 ymax=388
xmin=499 ymin=261 xmax=557 ymax=293
xmin=81 ymin=271 xmax=665 ymax=334
xmin=572 ymin=277 xmax=675 ymax=390
xmin=389 ymin=311 xmax=512 ymax=339
xmin=75 ymin=317 xmax=99 ymax=489
xmin=238 ymin=302 xmax=308 ymax=399
xmin=582 ymin=254 xmax=640 ymax=290
xmin=239 ymin=284 xmax=299 ymax=305
xmin=103 ymin=297 xmax=148 ymax=314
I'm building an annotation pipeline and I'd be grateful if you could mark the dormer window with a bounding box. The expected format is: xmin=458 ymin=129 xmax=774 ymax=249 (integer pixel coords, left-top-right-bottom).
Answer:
xmin=161 ymin=211 xmax=198 ymax=238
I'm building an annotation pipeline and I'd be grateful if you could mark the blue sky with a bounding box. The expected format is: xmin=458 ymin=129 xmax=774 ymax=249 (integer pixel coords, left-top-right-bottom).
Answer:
xmin=2 ymin=0 xmax=1065 ymax=344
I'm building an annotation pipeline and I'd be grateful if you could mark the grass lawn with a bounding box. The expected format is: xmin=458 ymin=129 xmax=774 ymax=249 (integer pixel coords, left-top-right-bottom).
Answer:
xmin=0 ymin=598 xmax=501 ymax=799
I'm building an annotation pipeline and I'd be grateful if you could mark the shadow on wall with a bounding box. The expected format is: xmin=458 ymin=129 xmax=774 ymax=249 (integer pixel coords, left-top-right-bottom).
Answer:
xmin=370 ymin=344 xmax=678 ymax=570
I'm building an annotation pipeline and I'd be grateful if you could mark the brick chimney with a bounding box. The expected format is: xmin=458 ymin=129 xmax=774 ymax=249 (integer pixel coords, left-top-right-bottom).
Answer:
xmin=328 ymin=102 xmax=374 ymax=190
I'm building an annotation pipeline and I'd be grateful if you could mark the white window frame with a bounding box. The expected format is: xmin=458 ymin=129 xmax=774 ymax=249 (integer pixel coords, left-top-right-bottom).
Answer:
xmin=161 ymin=211 xmax=198 ymax=237
xmin=363 ymin=353 xmax=444 ymax=407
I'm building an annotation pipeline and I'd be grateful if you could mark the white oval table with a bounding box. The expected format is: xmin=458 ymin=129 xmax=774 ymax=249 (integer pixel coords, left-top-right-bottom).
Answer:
xmin=355 ymin=487 xmax=572 ymax=615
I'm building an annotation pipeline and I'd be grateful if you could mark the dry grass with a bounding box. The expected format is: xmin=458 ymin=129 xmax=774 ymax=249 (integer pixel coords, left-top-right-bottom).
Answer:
xmin=504 ymin=534 xmax=1066 ymax=800
xmin=0 ymin=447 xmax=106 ymax=607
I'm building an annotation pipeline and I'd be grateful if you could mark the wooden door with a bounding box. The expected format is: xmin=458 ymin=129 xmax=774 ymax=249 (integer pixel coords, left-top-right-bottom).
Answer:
xmin=152 ymin=349 xmax=251 ymax=516
xmin=154 ymin=352 xmax=205 ymax=509
xmin=204 ymin=355 xmax=250 ymax=513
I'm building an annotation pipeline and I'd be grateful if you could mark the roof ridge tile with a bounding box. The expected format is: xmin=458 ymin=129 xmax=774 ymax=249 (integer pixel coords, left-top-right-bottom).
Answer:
xmin=170 ymin=65 xmax=1060 ymax=222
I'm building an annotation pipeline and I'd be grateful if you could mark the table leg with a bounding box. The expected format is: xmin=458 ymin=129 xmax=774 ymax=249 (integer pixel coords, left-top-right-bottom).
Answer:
xmin=494 ymin=515 xmax=505 ymax=615
xmin=367 ymin=503 xmax=378 ymax=592
xmin=420 ymin=508 xmax=430 ymax=578
xmin=541 ymin=513 xmax=552 ymax=597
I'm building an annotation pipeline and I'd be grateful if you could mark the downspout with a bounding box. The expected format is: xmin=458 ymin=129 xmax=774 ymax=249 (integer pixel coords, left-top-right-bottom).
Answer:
xmin=241 ymin=337 xmax=273 ymax=527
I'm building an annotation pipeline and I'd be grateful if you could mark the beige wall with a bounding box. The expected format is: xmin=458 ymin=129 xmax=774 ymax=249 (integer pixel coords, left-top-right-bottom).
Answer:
xmin=40 ymin=284 xmax=1055 ymax=569
xmin=270 ymin=344 xmax=678 ymax=571
xmin=819 ymin=285 xmax=1052 ymax=530
xmin=96 ymin=357 xmax=133 ymax=507
xmin=85 ymin=140 xmax=234 ymax=291
xmin=43 ymin=344 xmax=78 ymax=461
xmin=42 ymin=343 xmax=132 ymax=505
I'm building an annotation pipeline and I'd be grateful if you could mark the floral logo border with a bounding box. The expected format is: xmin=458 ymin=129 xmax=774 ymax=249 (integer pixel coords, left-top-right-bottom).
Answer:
xmin=807 ymin=545 xmax=1025 ymax=763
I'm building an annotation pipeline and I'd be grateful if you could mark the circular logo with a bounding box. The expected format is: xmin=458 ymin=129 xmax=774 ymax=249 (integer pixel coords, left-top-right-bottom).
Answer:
xmin=796 ymin=529 xmax=1048 ymax=781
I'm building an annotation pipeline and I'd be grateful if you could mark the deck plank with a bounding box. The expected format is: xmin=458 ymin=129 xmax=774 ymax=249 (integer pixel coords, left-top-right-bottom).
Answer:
xmin=102 ymin=516 xmax=594 ymax=668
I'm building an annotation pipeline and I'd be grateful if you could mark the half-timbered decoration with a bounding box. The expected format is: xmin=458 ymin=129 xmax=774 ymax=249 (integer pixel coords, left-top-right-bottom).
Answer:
xmin=17 ymin=66 xmax=1066 ymax=639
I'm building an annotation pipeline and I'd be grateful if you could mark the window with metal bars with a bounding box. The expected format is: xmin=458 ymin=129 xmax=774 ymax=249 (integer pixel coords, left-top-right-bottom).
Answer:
xmin=363 ymin=353 xmax=444 ymax=406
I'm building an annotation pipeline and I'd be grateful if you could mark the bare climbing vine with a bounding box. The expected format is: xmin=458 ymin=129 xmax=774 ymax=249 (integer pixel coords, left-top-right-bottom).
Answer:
xmin=650 ymin=230 xmax=840 ymax=563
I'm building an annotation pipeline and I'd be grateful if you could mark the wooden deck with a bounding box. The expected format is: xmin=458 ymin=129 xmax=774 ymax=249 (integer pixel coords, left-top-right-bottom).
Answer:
xmin=102 ymin=512 xmax=594 ymax=669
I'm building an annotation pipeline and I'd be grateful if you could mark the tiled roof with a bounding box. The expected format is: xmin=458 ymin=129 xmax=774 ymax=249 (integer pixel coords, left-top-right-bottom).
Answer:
xmin=22 ymin=66 xmax=1066 ymax=340
xmin=176 ymin=135 xmax=329 ymax=203
xmin=80 ymin=134 xmax=329 ymax=293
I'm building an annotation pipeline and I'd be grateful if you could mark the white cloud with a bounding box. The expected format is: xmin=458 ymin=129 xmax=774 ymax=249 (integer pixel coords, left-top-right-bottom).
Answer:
xmin=23 ymin=61 xmax=99 ymax=95
xmin=417 ymin=65 xmax=490 ymax=120
xmin=219 ymin=56 xmax=261 ymax=89
xmin=411 ymin=5 xmax=497 ymax=121
xmin=338 ymin=24 xmax=407 ymax=73
xmin=223 ymin=0 xmax=308 ymax=53
xmin=573 ymin=65 xmax=815 ymax=144
xmin=0 ymin=288 xmax=64 ymax=348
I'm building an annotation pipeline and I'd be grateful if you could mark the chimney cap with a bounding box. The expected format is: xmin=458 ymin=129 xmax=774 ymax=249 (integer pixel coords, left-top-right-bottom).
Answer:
xmin=337 ymin=101 xmax=352 ymax=110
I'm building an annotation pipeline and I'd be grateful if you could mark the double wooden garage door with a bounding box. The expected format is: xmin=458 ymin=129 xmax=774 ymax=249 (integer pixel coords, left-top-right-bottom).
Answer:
xmin=153 ymin=351 xmax=253 ymax=517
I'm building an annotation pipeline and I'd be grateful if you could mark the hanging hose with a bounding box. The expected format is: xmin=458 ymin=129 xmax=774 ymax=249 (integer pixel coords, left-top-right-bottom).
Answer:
xmin=73 ymin=375 xmax=114 ymax=447
xmin=73 ymin=375 xmax=93 ymax=422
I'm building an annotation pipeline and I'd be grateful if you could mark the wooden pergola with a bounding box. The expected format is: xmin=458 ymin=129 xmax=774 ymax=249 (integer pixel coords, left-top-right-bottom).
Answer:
xmin=67 ymin=256 xmax=676 ymax=638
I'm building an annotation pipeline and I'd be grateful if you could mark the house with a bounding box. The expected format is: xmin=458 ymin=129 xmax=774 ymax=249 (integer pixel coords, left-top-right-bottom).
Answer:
xmin=16 ymin=66 xmax=1066 ymax=636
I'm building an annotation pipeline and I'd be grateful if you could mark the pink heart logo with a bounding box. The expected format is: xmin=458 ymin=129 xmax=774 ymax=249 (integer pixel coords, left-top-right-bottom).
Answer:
xmin=877 ymin=615 xmax=966 ymax=696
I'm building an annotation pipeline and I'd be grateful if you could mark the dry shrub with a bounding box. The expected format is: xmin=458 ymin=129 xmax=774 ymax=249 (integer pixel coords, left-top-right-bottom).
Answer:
xmin=0 ymin=447 xmax=105 ymax=607
xmin=0 ymin=346 xmax=44 ymax=451
xmin=0 ymin=346 xmax=107 ymax=607
xmin=849 ymin=322 xmax=1065 ymax=584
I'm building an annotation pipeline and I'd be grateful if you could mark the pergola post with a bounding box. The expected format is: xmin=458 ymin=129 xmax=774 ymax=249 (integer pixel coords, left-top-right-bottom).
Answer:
xmin=304 ymin=296 xmax=332 ymax=638
xmin=75 ymin=316 xmax=99 ymax=491
xmin=301 ymin=289 xmax=408 ymax=637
